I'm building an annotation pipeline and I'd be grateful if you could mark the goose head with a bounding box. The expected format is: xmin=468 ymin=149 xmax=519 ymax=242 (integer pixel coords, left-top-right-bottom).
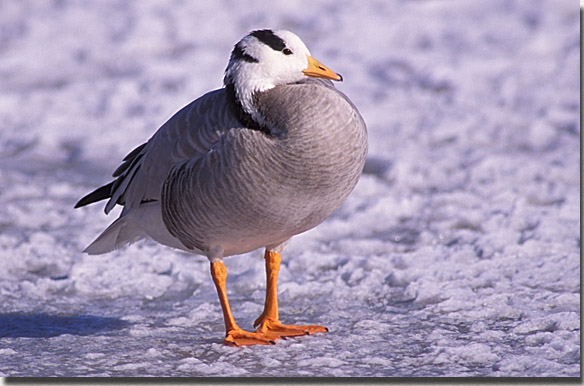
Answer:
xmin=224 ymin=29 xmax=342 ymax=128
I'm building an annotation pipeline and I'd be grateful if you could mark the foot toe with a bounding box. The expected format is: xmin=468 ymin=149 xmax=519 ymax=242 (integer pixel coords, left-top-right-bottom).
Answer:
xmin=255 ymin=319 xmax=328 ymax=338
xmin=225 ymin=329 xmax=278 ymax=346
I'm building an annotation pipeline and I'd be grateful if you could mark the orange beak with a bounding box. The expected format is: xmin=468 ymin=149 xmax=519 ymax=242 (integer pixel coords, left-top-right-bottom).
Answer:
xmin=302 ymin=55 xmax=343 ymax=81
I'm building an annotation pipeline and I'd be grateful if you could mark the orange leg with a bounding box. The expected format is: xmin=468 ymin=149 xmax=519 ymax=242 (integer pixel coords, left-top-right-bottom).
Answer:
xmin=253 ymin=250 xmax=328 ymax=338
xmin=210 ymin=261 xmax=275 ymax=346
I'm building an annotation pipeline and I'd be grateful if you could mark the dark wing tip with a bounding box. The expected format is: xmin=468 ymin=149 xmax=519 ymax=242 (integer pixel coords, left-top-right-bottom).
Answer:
xmin=74 ymin=181 xmax=114 ymax=209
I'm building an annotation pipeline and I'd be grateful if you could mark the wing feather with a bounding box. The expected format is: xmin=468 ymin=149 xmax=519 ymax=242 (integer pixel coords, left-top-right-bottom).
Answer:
xmin=76 ymin=88 xmax=239 ymax=215
xmin=112 ymin=143 xmax=147 ymax=177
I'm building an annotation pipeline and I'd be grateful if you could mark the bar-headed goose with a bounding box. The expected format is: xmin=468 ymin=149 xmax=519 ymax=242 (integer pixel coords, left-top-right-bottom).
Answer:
xmin=76 ymin=29 xmax=367 ymax=346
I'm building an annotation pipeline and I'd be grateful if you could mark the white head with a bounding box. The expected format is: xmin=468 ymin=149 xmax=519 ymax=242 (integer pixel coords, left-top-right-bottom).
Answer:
xmin=224 ymin=29 xmax=342 ymax=126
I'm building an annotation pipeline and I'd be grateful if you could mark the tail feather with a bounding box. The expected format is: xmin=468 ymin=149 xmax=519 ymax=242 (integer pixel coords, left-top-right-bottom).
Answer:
xmin=83 ymin=215 xmax=146 ymax=255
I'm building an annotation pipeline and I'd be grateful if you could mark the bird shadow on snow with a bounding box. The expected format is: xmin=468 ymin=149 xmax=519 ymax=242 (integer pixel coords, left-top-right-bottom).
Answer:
xmin=0 ymin=313 xmax=130 ymax=338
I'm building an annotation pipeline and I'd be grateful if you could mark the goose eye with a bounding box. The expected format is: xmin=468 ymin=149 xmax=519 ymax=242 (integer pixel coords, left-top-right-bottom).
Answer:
xmin=282 ymin=48 xmax=293 ymax=55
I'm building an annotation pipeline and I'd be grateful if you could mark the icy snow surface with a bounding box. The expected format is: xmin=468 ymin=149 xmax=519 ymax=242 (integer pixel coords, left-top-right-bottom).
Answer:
xmin=0 ymin=0 xmax=579 ymax=378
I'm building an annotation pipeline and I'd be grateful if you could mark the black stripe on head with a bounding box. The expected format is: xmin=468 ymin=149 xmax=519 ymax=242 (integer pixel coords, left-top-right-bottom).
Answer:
xmin=231 ymin=43 xmax=259 ymax=63
xmin=250 ymin=29 xmax=286 ymax=51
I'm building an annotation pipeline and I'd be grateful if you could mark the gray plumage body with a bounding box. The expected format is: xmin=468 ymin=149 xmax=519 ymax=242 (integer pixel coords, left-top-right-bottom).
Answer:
xmin=76 ymin=31 xmax=367 ymax=263
xmin=80 ymin=78 xmax=367 ymax=259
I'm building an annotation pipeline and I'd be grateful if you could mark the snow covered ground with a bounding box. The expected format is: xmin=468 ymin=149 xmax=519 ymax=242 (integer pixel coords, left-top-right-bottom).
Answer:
xmin=0 ymin=0 xmax=579 ymax=378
